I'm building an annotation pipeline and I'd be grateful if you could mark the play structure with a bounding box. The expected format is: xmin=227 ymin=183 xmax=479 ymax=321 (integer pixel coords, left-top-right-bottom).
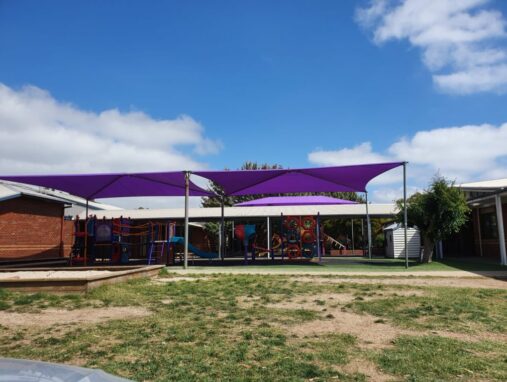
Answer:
xmin=169 ymin=236 xmax=218 ymax=259
xmin=230 ymin=215 xmax=346 ymax=262
xmin=71 ymin=216 xmax=222 ymax=265
xmin=71 ymin=216 xmax=177 ymax=265
xmin=281 ymin=215 xmax=319 ymax=259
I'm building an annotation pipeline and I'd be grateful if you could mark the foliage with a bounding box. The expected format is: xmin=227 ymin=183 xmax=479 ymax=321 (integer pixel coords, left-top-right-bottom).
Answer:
xmin=396 ymin=176 xmax=470 ymax=242
xmin=396 ymin=176 xmax=470 ymax=262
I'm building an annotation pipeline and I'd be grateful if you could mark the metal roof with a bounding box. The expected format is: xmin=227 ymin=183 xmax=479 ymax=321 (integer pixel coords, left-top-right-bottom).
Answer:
xmin=79 ymin=203 xmax=396 ymax=220
xmin=0 ymin=181 xmax=121 ymax=210
xmin=459 ymin=178 xmax=507 ymax=191
xmin=0 ymin=183 xmax=67 ymax=204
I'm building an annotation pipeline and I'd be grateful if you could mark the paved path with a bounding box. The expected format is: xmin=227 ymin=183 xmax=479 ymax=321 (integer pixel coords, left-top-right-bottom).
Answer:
xmin=168 ymin=267 xmax=507 ymax=278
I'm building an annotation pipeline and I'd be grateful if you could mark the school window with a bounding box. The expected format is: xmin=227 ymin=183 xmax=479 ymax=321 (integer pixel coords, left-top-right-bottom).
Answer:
xmin=480 ymin=212 xmax=498 ymax=240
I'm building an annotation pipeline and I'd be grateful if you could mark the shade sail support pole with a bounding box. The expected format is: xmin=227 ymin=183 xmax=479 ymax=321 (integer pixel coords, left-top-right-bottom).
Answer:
xmin=351 ymin=218 xmax=354 ymax=252
xmin=365 ymin=191 xmax=371 ymax=259
xmin=219 ymin=194 xmax=225 ymax=261
xmin=280 ymin=212 xmax=284 ymax=261
xmin=403 ymin=162 xmax=408 ymax=269
xmin=84 ymin=199 xmax=89 ymax=266
xmin=184 ymin=171 xmax=190 ymax=269
xmin=316 ymin=212 xmax=321 ymax=262
xmin=267 ymin=216 xmax=271 ymax=260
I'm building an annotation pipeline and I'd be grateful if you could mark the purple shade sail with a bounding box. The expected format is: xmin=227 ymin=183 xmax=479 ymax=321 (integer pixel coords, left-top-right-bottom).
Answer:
xmin=235 ymin=196 xmax=358 ymax=207
xmin=0 ymin=171 xmax=212 ymax=199
xmin=195 ymin=162 xmax=403 ymax=195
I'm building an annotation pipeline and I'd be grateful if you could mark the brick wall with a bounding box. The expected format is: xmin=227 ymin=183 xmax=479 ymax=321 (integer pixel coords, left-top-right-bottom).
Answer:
xmin=0 ymin=196 xmax=74 ymax=260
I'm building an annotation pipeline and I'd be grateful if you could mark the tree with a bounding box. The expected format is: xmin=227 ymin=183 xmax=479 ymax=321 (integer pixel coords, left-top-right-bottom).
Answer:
xmin=396 ymin=176 xmax=470 ymax=263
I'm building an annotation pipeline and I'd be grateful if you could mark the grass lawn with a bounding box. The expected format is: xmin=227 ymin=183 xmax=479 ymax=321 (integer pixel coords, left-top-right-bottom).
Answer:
xmin=0 ymin=271 xmax=506 ymax=381
xmin=184 ymin=257 xmax=507 ymax=273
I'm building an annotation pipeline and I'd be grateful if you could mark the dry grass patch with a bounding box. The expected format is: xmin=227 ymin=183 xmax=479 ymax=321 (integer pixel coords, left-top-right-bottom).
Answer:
xmin=0 ymin=306 xmax=151 ymax=328
xmin=291 ymin=276 xmax=507 ymax=289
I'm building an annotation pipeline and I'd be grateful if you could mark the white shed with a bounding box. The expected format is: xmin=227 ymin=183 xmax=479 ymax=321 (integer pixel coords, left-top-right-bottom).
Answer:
xmin=384 ymin=223 xmax=421 ymax=259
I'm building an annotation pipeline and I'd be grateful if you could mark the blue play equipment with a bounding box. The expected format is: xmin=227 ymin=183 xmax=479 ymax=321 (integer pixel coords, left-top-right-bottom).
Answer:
xmin=170 ymin=236 xmax=219 ymax=259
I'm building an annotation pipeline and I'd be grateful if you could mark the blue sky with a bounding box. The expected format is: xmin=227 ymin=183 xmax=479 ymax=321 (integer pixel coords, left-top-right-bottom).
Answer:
xmin=1 ymin=0 xmax=507 ymax=206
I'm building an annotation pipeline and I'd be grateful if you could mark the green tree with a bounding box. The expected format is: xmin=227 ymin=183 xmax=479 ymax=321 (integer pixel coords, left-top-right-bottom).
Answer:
xmin=396 ymin=176 xmax=470 ymax=263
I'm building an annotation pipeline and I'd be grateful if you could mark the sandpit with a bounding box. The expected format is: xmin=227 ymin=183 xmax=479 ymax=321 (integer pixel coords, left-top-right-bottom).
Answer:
xmin=0 ymin=270 xmax=113 ymax=281
xmin=0 ymin=265 xmax=164 ymax=293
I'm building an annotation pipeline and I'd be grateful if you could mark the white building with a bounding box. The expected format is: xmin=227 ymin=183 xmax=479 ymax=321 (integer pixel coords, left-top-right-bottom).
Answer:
xmin=384 ymin=223 xmax=421 ymax=259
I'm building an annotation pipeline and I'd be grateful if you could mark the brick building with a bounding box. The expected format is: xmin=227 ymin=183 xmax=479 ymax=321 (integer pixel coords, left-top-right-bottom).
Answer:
xmin=0 ymin=184 xmax=74 ymax=262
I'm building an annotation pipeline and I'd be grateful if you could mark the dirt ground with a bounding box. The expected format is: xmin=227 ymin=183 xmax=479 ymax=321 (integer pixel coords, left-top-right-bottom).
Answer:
xmin=0 ymin=306 xmax=150 ymax=328
xmin=0 ymin=270 xmax=113 ymax=280
xmin=289 ymin=276 xmax=507 ymax=289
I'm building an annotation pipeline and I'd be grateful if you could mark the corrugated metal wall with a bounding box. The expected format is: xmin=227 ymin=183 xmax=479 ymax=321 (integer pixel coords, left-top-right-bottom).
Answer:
xmin=385 ymin=228 xmax=420 ymax=258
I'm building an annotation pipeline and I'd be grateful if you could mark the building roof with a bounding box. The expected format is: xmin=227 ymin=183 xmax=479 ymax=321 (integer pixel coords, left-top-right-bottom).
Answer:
xmin=79 ymin=203 xmax=396 ymax=220
xmin=235 ymin=195 xmax=358 ymax=207
xmin=0 ymin=182 xmax=121 ymax=210
xmin=0 ymin=183 xmax=66 ymax=204
xmin=459 ymin=178 xmax=507 ymax=192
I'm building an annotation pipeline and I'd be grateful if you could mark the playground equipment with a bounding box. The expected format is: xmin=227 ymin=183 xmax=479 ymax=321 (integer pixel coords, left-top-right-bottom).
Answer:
xmin=169 ymin=236 xmax=219 ymax=259
xmin=253 ymin=233 xmax=282 ymax=257
xmin=281 ymin=216 xmax=319 ymax=259
xmin=71 ymin=216 xmax=176 ymax=265
xmin=234 ymin=224 xmax=256 ymax=262
xmin=321 ymin=231 xmax=346 ymax=250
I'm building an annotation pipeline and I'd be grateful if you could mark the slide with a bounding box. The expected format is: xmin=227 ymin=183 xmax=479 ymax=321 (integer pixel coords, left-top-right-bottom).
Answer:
xmin=321 ymin=232 xmax=346 ymax=249
xmin=170 ymin=236 xmax=219 ymax=259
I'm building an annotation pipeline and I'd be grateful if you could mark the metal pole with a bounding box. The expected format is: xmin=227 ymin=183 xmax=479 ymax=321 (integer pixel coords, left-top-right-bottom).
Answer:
xmin=476 ymin=208 xmax=483 ymax=257
xmin=184 ymin=171 xmax=190 ymax=269
xmin=316 ymin=212 xmax=321 ymax=262
xmin=365 ymin=192 xmax=371 ymax=259
xmin=220 ymin=195 xmax=225 ymax=260
xmin=361 ymin=218 xmax=364 ymax=255
xmin=351 ymin=218 xmax=355 ymax=252
xmin=84 ymin=199 xmax=89 ymax=266
xmin=403 ymin=162 xmax=408 ymax=269
xmin=280 ymin=212 xmax=284 ymax=261
xmin=266 ymin=216 xmax=271 ymax=260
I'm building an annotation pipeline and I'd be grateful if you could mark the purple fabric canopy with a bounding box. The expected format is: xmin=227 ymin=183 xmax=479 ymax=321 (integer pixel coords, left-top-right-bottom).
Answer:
xmin=0 ymin=172 xmax=212 ymax=199
xmin=195 ymin=162 xmax=403 ymax=195
xmin=235 ymin=196 xmax=358 ymax=207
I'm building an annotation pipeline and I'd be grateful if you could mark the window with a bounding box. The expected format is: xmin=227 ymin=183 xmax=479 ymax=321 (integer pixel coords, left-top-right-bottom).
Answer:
xmin=480 ymin=211 xmax=498 ymax=240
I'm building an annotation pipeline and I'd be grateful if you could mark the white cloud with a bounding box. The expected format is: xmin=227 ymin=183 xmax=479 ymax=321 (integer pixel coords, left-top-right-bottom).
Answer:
xmin=308 ymin=142 xmax=390 ymax=166
xmin=371 ymin=185 xmax=420 ymax=203
xmin=0 ymin=83 xmax=221 ymax=208
xmin=308 ymin=122 xmax=507 ymax=201
xmin=356 ymin=0 xmax=507 ymax=94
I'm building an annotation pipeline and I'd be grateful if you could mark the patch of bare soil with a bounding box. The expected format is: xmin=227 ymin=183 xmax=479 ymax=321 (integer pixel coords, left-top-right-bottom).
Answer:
xmin=238 ymin=290 xmax=425 ymax=311
xmin=289 ymin=309 xmax=406 ymax=349
xmin=430 ymin=329 xmax=507 ymax=343
xmin=154 ymin=276 xmax=209 ymax=283
xmin=0 ymin=306 xmax=151 ymax=328
xmin=342 ymin=358 xmax=395 ymax=382
xmin=290 ymin=276 xmax=507 ymax=289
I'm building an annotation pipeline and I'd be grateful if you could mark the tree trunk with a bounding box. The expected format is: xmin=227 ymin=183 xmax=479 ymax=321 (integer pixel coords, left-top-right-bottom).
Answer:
xmin=421 ymin=236 xmax=434 ymax=263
